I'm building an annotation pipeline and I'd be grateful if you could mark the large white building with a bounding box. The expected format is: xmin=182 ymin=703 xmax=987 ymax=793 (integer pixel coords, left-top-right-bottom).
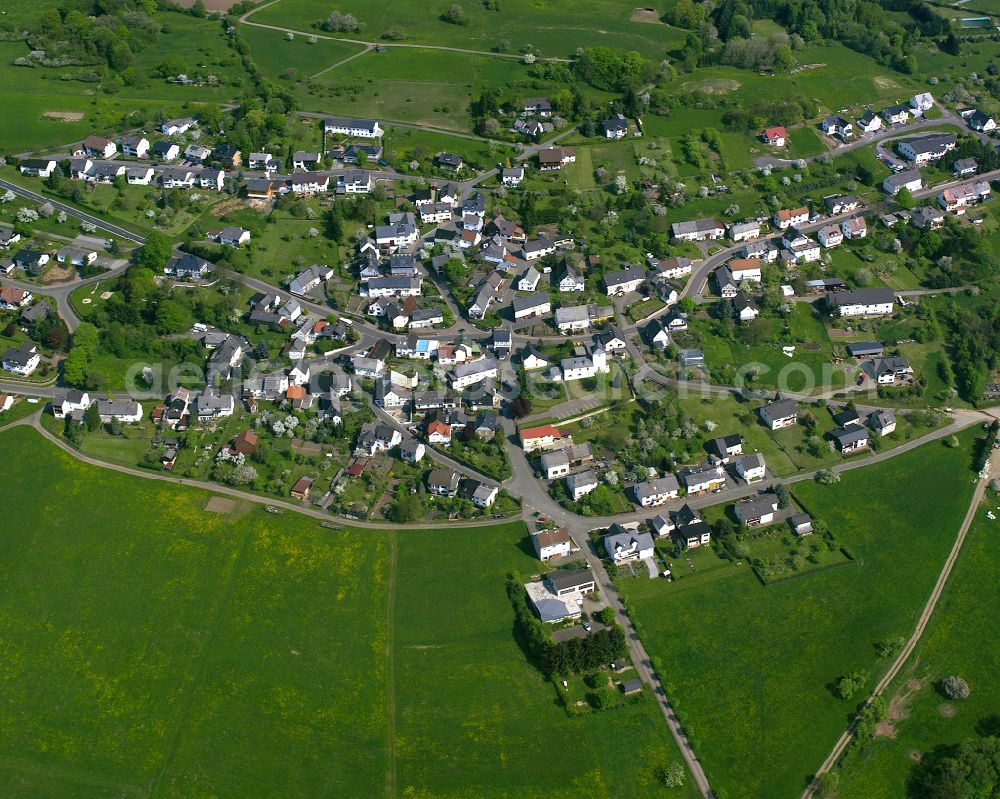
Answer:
xmin=324 ymin=116 xmax=383 ymax=138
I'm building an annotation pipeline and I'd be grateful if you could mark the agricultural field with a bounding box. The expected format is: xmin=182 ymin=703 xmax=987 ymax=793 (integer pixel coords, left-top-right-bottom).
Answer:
xmin=834 ymin=501 xmax=1000 ymax=798
xmin=248 ymin=0 xmax=688 ymax=59
xmin=0 ymin=425 xmax=700 ymax=798
xmin=619 ymin=428 xmax=981 ymax=799
xmin=299 ymin=48 xmax=575 ymax=131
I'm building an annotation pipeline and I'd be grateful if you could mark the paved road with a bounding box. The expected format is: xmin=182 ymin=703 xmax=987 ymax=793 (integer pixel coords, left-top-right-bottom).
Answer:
xmin=10 ymin=412 xmax=517 ymax=531
xmin=801 ymin=446 xmax=998 ymax=798
xmin=497 ymin=408 xmax=717 ymax=797
xmin=0 ymin=179 xmax=145 ymax=244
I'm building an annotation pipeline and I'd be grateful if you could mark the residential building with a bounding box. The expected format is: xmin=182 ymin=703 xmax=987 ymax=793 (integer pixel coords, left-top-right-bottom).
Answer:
xmin=824 ymin=194 xmax=859 ymax=214
xmin=533 ymin=527 xmax=573 ymax=561
xmin=734 ymin=493 xmax=779 ymax=527
xmin=728 ymin=220 xmax=761 ymax=242
xmin=762 ymin=126 xmax=788 ymax=146
xmin=818 ymin=224 xmax=843 ymax=248
xmin=82 ymin=135 xmax=116 ymax=158
xmin=827 ymin=287 xmax=894 ymax=317
xmin=857 ymin=108 xmax=882 ymax=133
xmin=759 ymin=397 xmax=798 ymax=430
xmin=602 ymin=112 xmax=629 ymax=139
xmin=96 ymin=398 xmax=143 ymax=423
xmin=323 ymin=116 xmax=383 ymax=138
xmin=672 ymin=217 xmax=724 ymax=242
xmin=450 ymin=357 xmax=498 ymax=390
xmin=896 ymin=133 xmax=956 ymax=165
xmin=841 ymin=217 xmax=867 ymax=239
xmin=830 ymin=425 xmax=869 ymax=453
xmin=604 ymin=265 xmax=646 ymax=296
xmin=774 ymin=206 xmax=809 ymax=229
xmin=52 ymin=389 xmax=91 ymax=420
xmin=537 ymin=147 xmax=576 ymax=170
xmin=883 ymin=169 xmax=922 ymax=196
xmin=289 ymin=264 xmax=333 ymax=295
xmin=735 ymin=453 xmax=766 ymax=482
xmin=632 ymin=475 xmax=680 ymax=507
xmin=603 ymin=526 xmax=655 ymax=563
xmin=881 ymin=103 xmax=910 ymax=125
xmin=868 ymin=408 xmax=897 ymax=436
xmin=863 ymin=355 xmax=913 ymax=384
xmin=19 ymin=158 xmax=56 ymax=178
xmin=706 ymin=434 xmax=743 ymax=464
xmin=521 ymin=424 xmax=563 ymax=453
xmin=677 ymin=462 xmax=725 ymax=493
xmin=566 ymin=470 xmax=599 ymax=501
xmin=1 ymin=342 xmax=39 ymax=375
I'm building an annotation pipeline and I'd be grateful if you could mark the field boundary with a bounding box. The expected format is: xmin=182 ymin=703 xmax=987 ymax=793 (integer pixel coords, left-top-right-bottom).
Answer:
xmin=385 ymin=530 xmax=398 ymax=799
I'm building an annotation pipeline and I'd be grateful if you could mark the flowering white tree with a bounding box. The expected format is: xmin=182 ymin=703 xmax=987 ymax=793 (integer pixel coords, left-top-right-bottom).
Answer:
xmin=16 ymin=208 xmax=38 ymax=223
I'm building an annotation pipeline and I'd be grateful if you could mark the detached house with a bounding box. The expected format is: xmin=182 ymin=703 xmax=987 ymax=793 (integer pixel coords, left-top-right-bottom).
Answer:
xmin=735 ymin=453 xmax=766 ymax=483
xmin=602 ymin=113 xmax=629 ymax=139
xmin=83 ymin=135 xmax=116 ymax=158
xmin=677 ymin=462 xmax=725 ymax=493
xmin=604 ymin=266 xmax=646 ymax=296
xmin=827 ymin=287 xmax=894 ymax=317
xmin=734 ymin=493 xmax=779 ymax=527
xmin=896 ymin=133 xmax=956 ymax=165
xmin=537 ymin=147 xmax=576 ymax=171
xmin=883 ymin=169 xmax=922 ymax=196
xmin=632 ymin=475 xmax=680 ymax=507
xmin=324 ymin=116 xmax=383 ymax=138
xmin=857 ymin=108 xmax=882 ymax=133
xmin=774 ymin=206 xmax=809 ymax=229
xmin=97 ymin=399 xmax=143 ymax=424
xmin=533 ymin=528 xmax=573 ymax=561
xmin=672 ymin=217 xmax=724 ymax=242
xmin=728 ymin=220 xmax=761 ymax=243
xmin=759 ymin=397 xmax=798 ymax=430
xmin=881 ymin=103 xmax=910 ymax=126
xmin=19 ymin=158 xmax=56 ymax=178
xmin=122 ymin=135 xmax=149 ymax=158
xmin=604 ymin=526 xmax=654 ymax=564
xmin=964 ymin=109 xmax=996 ymax=132
xmin=830 ymin=426 xmax=869 ymax=454
xmin=1 ymin=343 xmax=40 ymax=375
xmin=521 ymin=424 xmax=563 ymax=453
xmin=762 ymin=126 xmax=788 ymax=147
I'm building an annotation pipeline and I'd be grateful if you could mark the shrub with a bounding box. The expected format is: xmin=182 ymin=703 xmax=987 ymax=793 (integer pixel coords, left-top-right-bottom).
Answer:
xmin=941 ymin=675 xmax=970 ymax=700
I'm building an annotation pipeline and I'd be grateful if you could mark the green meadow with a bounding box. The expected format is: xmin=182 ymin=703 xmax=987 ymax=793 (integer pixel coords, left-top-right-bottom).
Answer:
xmin=0 ymin=425 xmax=699 ymax=798
xmin=250 ymin=0 xmax=687 ymax=59
xmin=835 ymin=503 xmax=1000 ymax=797
xmin=619 ymin=428 xmax=982 ymax=799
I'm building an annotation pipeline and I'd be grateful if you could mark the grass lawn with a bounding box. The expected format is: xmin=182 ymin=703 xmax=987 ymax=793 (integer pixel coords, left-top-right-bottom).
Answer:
xmin=240 ymin=24 xmax=368 ymax=82
xmin=0 ymin=425 xmax=700 ymax=798
xmin=834 ymin=502 xmax=1000 ymax=797
xmin=620 ymin=427 xmax=981 ymax=799
xmin=787 ymin=126 xmax=827 ymax=158
xmin=250 ymin=0 xmax=687 ymax=58
xmin=392 ymin=524 xmax=701 ymax=799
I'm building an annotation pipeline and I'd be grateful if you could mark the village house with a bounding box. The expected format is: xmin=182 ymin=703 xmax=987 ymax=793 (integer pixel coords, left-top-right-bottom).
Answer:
xmin=762 ymin=126 xmax=788 ymax=147
xmin=533 ymin=527 xmax=574 ymax=561
xmin=727 ymin=220 xmax=761 ymax=242
xmin=735 ymin=453 xmax=766 ymax=483
xmin=817 ymin=224 xmax=843 ymax=248
xmin=677 ymin=462 xmax=725 ymax=493
xmin=566 ymin=469 xmax=599 ymax=500
xmin=671 ymin=217 xmax=725 ymax=242
xmin=863 ymin=355 xmax=914 ymax=384
xmin=19 ymin=158 xmax=56 ymax=178
xmin=83 ymin=135 xmax=116 ymax=158
xmin=539 ymin=442 xmax=594 ymax=479
xmin=841 ymin=217 xmax=867 ymax=239
xmin=759 ymin=397 xmax=798 ymax=430
xmin=774 ymin=206 xmax=809 ymax=230
xmin=706 ymin=434 xmax=743 ymax=464
xmin=824 ymin=194 xmax=859 ymax=214
xmin=827 ymin=287 xmax=895 ymax=317
xmin=602 ymin=112 xmax=629 ymax=139
xmin=1 ymin=342 xmax=40 ymax=375
xmin=868 ymin=408 xmax=897 ymax=436
xmin=830 ymin=426 xmax=869 ymax=454
xmin=324 ymin=116 xmax=383 ymax=138
xmin=604 ymin=265 xmax=646 ymax=296
xmin=881 ymin=103 xmax=910 ymax=126
xmin=883 ymin=169 xmax=922 ymax=196
xmin=537 ymin=147 xmax=576 ymax=171
xmin=604 ymin=525 xmax=654 ymax=564
xmin=856 ymin=108 xmax=881 ymax=133
xmin=97 ymin=398 xmax=143 ymax=423
xmin=520 ymin=424 xmax=564 ymax=453
xmin=938 ymin=180 xmax=992 ymax=212
xmin=631 ymin=474 xmax=680 ymax=507
xmin=52 ymin=389 xmax=91 ymax=420
xmin=734 ymin=493 xmax=779 ymax=527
